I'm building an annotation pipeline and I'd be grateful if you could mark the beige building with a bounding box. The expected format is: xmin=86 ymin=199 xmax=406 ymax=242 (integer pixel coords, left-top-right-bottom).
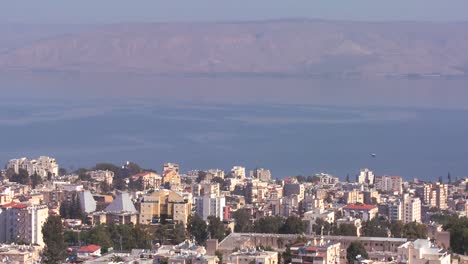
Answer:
xmin=357 ymin=168 xmax=375 ymax=185
xmin=227 ymin=249 xmax=278 ymax=264
xmin=139 ymin=189 xmax=192 ymax=225
xmin=6 ymin=156 xmax=59 ymax=179
xmin=421 ymin=183 xmax=448 ymax=210
xmin=250 ymin=168 xmax=272 ymax=182
xmin=0 ymin=203 xmax=48 ymax=247
xmin=374 ymin=176 xmax=403 ymax=193
xmin=302 ymin=195 xmax=325 ymax=212
xmin=0 ymin=244 xmax=41 ymax=264
xmin=231 ymin=166 xmax=246 ymax=179
xmin=434 ymin=183 xmax=448 ymax=210
xmin=87 ymin=170 xmax=114 ymax=186
xmin=344 ymin=190 xmax=364 ymax=204
xmin=403 ymin=194 xmax=421 ymax=223
xmin=163 ymin=170 xmax=181 ymax=186
xmin=131 ymin=172 xmax=162 ymax=189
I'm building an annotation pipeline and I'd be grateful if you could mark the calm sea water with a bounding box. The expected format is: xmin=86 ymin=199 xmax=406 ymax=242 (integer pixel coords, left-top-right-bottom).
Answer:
xmin=0 ymin=100 xmax=467 ymax=181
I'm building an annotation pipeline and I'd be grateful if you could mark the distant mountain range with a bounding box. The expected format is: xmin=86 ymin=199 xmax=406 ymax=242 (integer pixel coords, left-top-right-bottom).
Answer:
xmin=1 ymin=19 xmax=468 ymax=77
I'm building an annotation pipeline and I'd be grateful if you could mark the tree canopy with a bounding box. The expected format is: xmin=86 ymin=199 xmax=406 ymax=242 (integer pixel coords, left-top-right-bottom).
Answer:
xmin=233 ymin=209 xmax=253 ymax=233
xmin=254 ymin=216 xmax=285 ymax=234
xmin=280 ymin=216 xmax=306 ymax=234
xmin=444 ymin=216 xmax=468 ymax=255
xmin=208 ymin=216 xmax=226 ymax=241
xmin=347 ymin=241 xmax=368 ymax=264
xmin=42 ymin=215 xmax=67 ymax=264
xmin=187 ymin=214 xmax=209 ymax=245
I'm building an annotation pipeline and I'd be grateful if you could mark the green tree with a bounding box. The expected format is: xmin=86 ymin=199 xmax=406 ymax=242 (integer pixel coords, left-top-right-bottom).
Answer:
xmin=94 ymin=163 xmax=120 ymax=173
xmin=312 ymin=218 xmax=332 ymax=235
xmin=154 ymin=225 xmax=169 ymax=244
xmin=211 ymin=177 xmax=225 ymax=185
xmin=172 ymin=223 xmax=187 ymax=244
xmin=280 ymin=216 xmax=306 ymax=234
xmin=334 ymin=224 xmax=357 ymax=236
xmin=31 ymin=173 xmax=43 ymax=188
xmin=59 ymin=198 xmax=71 ymax=219
xmin=233 ymin=209 xmax=253 ymax=232
xmin=444 ymin=216 xmax=468 ymax=255
xmin=390 ymin=221 xmax=404 ymax=238
xmin=347 ymin=241 xmax=368 ymax=264
xmin=362 ymin=217 xmax=389 ymax=237
xmin=254 ymin=216 xmax=284 ymax=234
xmin=87 ymin=225 xmax=113 ymax=253
xmin=63 ymin=230 xmax=80 ymax=246
xmin=58 ymin=168 xmax=67 ymax=176
xmin=215 ymin=250 xmax=223 ymax=264
xmin=100 ymin=181 xmax=112 ymax=193
xmin=403 ymin=222 xmax=427 ymax=239
xmin=282 ymin=247 xmax=292 ymax=264
xmin=71 ymin=195 xmax=84 ymax=220
xmin=42 ymin=215 xmax=66 ymax=264
xmin=187 ymin=214 xmax=208 ymax=245
xmin=133 ymin=225 xmax=152 ymax=249
xmin=196 ymin=171 xmax=207 ymax=183
xmin=125 ymin=162 xmax=143 ymax=176
xmin=10 ymin=168 xmax=30 ymax=185
xmin=208 ymin=216 xmax=226 ymax=241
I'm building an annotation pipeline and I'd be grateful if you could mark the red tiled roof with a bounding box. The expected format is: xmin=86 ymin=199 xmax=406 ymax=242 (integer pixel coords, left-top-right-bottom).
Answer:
xmin=305 ymin=246 xmax=317 ymax=252
xmin=131 ymin=172 xmax=151 ymax=179
xmin=1 ymin=202 xmax=28 ymax=209
xmin=291 ymin=242 xmax=306 ymax=247
xmin=343 ymin=204 xmax=377 ymax=210
xmin=78 ymin=244 xmax=101 ymax=253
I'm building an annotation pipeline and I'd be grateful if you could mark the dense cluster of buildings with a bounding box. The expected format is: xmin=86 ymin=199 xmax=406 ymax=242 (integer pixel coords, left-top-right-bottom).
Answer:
xmin=6 ymin=156 xmax=59 ymax=179
xmin=0 ymin=155 xmax=467 ymax=263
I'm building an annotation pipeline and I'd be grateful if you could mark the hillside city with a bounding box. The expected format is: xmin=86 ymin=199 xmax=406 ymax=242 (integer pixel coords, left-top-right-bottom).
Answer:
xmin=0 ymin=156 xmax=467 ymax=264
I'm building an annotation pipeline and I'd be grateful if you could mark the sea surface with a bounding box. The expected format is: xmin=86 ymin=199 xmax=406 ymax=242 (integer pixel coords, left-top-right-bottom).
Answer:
xmin=0 ymin=100 xmax=467 ymax=181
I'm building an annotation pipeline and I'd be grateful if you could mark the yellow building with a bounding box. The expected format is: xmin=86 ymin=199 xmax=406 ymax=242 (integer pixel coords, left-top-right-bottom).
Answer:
xmin=131 ymin=172 xmax=162 ymax=189
xmin=139 ymin=189 xmax=192 ymax=225
xmin=163 ymin=170 xmax=181 ymax=186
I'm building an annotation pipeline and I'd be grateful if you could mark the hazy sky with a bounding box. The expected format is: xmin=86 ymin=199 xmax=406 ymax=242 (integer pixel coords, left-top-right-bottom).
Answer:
xmin=2 ymin=0 xmax=468 ymax=24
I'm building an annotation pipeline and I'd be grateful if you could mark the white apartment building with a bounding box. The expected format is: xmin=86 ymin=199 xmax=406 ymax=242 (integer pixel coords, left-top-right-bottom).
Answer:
xmin=397 ymin=239 xmax=450 ymax=264
xmin=250 ymin=168 xmax=272 ymax=182
xmin=86 ymin=170 xmax=114 ymax=185
xmin=6 ymin=156 xmax=59 ymax=179
xmin=302 ymin=195 xmax=324 ymax=212
xmin=357 ymin=168 xmax=375 ymax=185
xmin=388 ymin=200 xmax=403 ymax=222
xmin=0 ymin=203 xmax=49 ymax=247
xmin=303 ymin=209 xmax=335 ymax=234
xmin=316 ymin=173 xmax=340 ymax=185
xmin=231 ymin=166 xmax=246 ymax=179
xmin=207 ymin=169 xmax=225 ymax=179
xmin=164 ymin=163 xmax=180 ymax=173
xmin=403 ymin=194 xmax=421 ymax=223
xmin=194 ymin=194 xmax=226 ymax=221
xmin=375 ymin=175 xmax=403 ymax=193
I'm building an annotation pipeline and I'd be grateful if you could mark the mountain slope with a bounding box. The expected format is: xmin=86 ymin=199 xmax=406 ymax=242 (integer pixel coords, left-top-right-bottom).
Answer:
xmin=1 ymin=20 xmax=467 ymax=77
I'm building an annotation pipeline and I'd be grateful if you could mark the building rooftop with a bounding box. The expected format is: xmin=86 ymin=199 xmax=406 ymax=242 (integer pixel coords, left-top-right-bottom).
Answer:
xmin=343 ymin=204 xmax=377 ymax=210
xmin=78 ymin=245 xmax=101 ymax=253
xmin=105 ymin=192 xmax=137 ymax=213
